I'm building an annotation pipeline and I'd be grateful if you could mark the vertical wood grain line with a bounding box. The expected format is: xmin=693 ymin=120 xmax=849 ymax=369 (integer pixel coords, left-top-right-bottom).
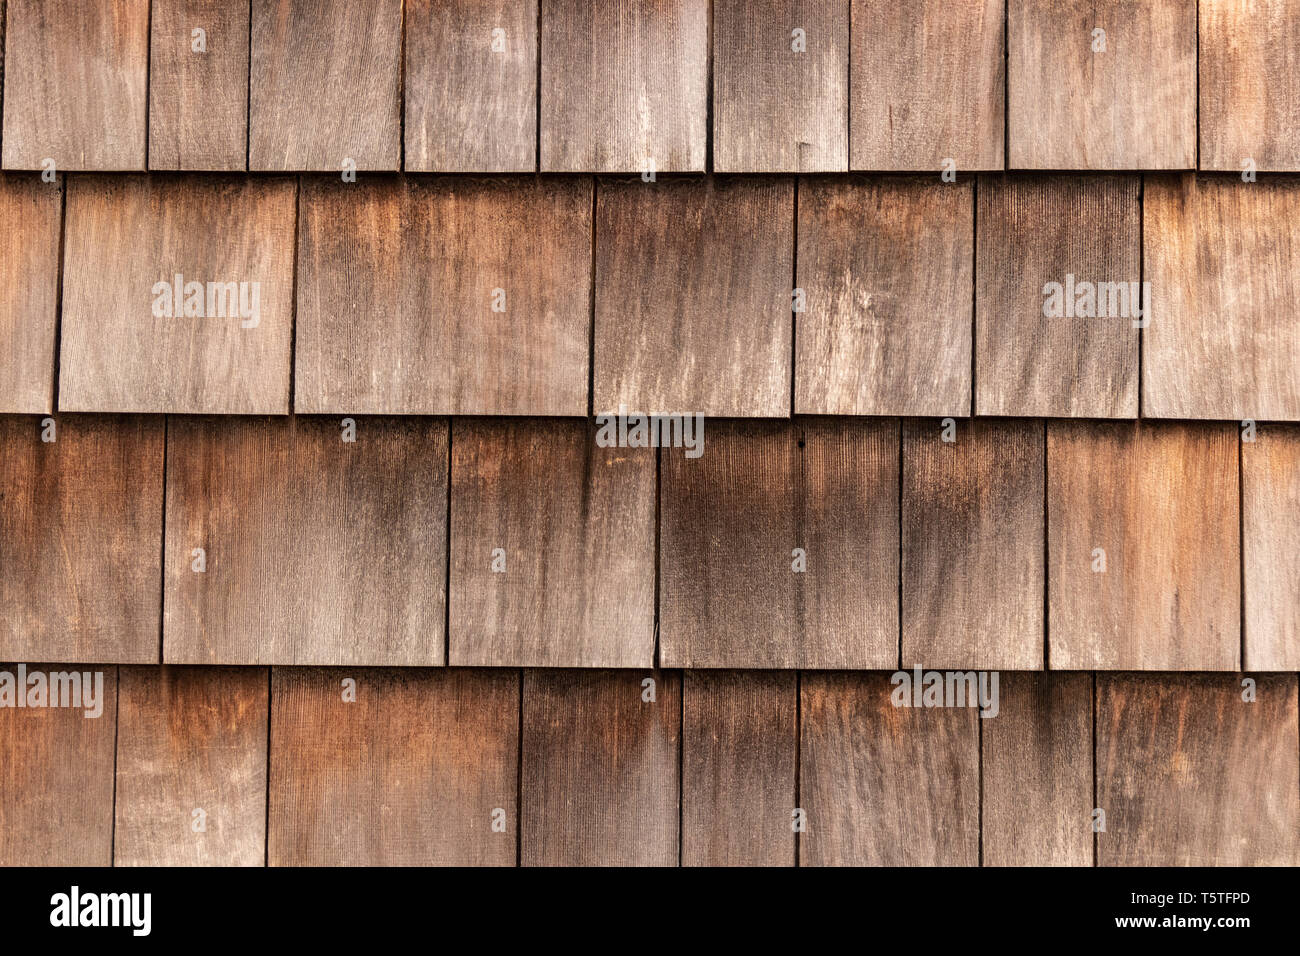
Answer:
xmin=288 ymin=176 xmax=301 ymax=411
xmin=1091 ymin=671 xmax=1098 ymax=867
xmin=1238 ymin=425 xmax=1245 ymax=670
xmin=245 ymin=0 xmax=253 ymax=170
xmin=515 ymin=668 xmax=523 ymax=867
xmin=158 ymin=417 xmax=168 ymax=661
xmin=790 ymin=175 xmax=799 ymax=414
xmin=443 ymin=419 xmax=453 ymax=666
xmin=793 ymin=669 xmax=801 ymax=867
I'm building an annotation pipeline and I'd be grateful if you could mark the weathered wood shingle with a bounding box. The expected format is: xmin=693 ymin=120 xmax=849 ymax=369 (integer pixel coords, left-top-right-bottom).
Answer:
xmin=1 ymin=0 xmax=148 ymax=170
xmin=1008 ymin=0 xmax=1195 ymax=169
xmin=148 ymin=0 xmax=250 ymax=171
xmin=164 ymin=417 xmax=448 ymax=666
xmin=541 ymin=0 xmax=707 ymax=173
xmin=660 ymin=418 xmax=898 ymax=669
xmin=449 ymin=419 xmax=656 ymax=668
xmin=0 ymin=173 xmax=61 ymax=414
xmin=115 ymin=666 xmax=268 ymax=866
xmin=796 ymin=176 xmax=973 ymax=417
xmin=295 ymin=176 xmax=591 ymax=416
xmin=249 ymin=0 xmax=401 ymax=171
xmin=59 ymin=175 xmax=296 ymax=414
xmin=713 ymin=0 xmax=848 ymax=173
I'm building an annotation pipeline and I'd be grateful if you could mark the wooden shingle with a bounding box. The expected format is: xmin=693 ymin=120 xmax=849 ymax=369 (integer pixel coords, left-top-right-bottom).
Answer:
xmin=541 ymin=0 xmax=707 ymax=172
xmin=850 ymin=0 xmax=1004 ymax=171
xmin=1 ymin=0 xmax=148 ymax=170
xmin=114 ymin=666 xmax=268 ymax=866
xmin=713 ymin=0 xmax=848 ymax=173
xmin=1243 ymin=424 xmax=1300 ymax=670
xmin=0 ymin=172 xmax=61 ymax=414
xmin=405 ymin=0 xmax=537 ymax=172
xmin=595 ymin=177 xmax=793 ymax=417
xmin=1008 ymin=0 xmax=1196 ymax=169
xmin=449 ymin=419 xmax=656 ymax=668
xmin=682 ymin=671 xmax=797 ymax=867
xmin=1097 ymin=673 xmax=1300 ymax=866
xmin=982 ymin=673 xmax=1093 ymax=867
xmin=1144 ymin=174 xmax=1300 ymax=420
xmin=269 ymin=668 xmax=518 ymax=866
xmin=0 ymin=416 xmax=163 ymax=663
xmin=1048 ymin=420 xmax=1239 ymax=670
xmin=295 ymin=176 xmax=591 ymax=415
xmin=164 ymin=417 xmax=448 ymax=666
xmin=800 ymin=672 xmax=978 ymax=866
xmin=148 ymin=0 xmax=250 ymax=171
xmin=59 ymin=175 xmax=296 ymax=414
xmin=1200 ymin=0 xmax=1300 ymax=172
xmin=975 ymin=174 xmax=1140 ymax=418
xmin=660 ymin=419 xmax=898 ymax=669
xmin=522 ymin=669 xmax=679 ymax=866
xmin=902 ymin=418 xmax=1044 ymax=670
xmin=249 ymin=0 xmax=401 ymax=171
xmin=0 ymin=664 xmax=117 ymax=865
xmin=795 ymin=176 xmax=973 ymax=416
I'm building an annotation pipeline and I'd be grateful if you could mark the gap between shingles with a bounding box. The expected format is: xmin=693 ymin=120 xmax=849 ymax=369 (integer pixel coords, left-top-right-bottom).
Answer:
xmin=287 ymin=177 xmax=301 ymax=412
xmin=399 ymin=0 xmax=406 ymax=171
xmin=50 ymin=175 xmax=69 ymax=411
xmin=653 ymin=446 xmax=661 ymax=668
xmin=1042 ymin=418 xmax=1049 ymax=669
xmin=245 ymin=0 xmax=253 ymax=170
xmin=157 ymin=416 xmax=168 ymax=662
xmin=676 ymin=670 xmax=683 ymax=866
xmin=534 ymin=0 xmax=541 ymax=171
xmin=587 ymin=178 xmax=597 ymax=419
xmin=1238 ymin=424 xmax=1245 ymax=670
xmin=1137 ymin=175 xmax=1144 ymax=416
xmin=790 ymin=177 xmax=799 ymax=414
xmin=515 ymin=668 xmax=524 ymax=867
xmin=1091 ymin=671 xmax=1098 ymax=867
xmin=976 ymin=706 xmax=983 ymax=866
xmin=705 ymin=0 xmax=713 ymax=173
xmin=793 ymin=670 xmax=801 ymax=867
xmin=144 ymin=0 xmax=154 ymax=168
xmin=896 ymin=419 xmax=903 ymax=670
xmin=263 ymin=666 xmax=272 ymax=867
xmin=109 ymin=669 xmax=120 ymax=866
xmin=443 ymin=420 xmax=453 ymax=667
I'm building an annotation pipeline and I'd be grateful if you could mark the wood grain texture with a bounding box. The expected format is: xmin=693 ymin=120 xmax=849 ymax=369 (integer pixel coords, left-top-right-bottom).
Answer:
xmin=660 ymin=418 xmax=898 ymax=669
xmin=405 ymin=0 xmax=537 ymax=172
xmin=59 ymin=175 xmax=295 ymax=414
xmin=795 ymin=176 xmax=973 ymax=416
xmin=1144 ymin=174 xmax=1300 ymax=420
xmin=902 ymin=418 xmax=1044 ymax=670
xmin=1243 ymin=424 xmax=1300 ymax=670
xmin=1097 ymin=673 xmax=1300 ymax=866
xmin=540 ymin=0 xmax=707 ymax=172
xmin=1 ymin=0 xmax=148 ymax=170
xmin=800 ymin=672 xmax=978 ymax=866
xmin=522 ymin=669 xmax=679 ymax=866
xmin=269 ymin=667 xmax=518 ymax=866
xmin=713 ymin=0 xmax=847 ymax=172
xmin=682 ymin=670 xmax=796 ymax=866
xmin=0 ymin=415 xmax=162 ymax=663
xmin=249 ymin=0 xmax=401 ymax=170
xmin=595 ymin=176 xmax=793 ymax=417
xmin=148 ymin=0 xmax=250 ymax=170
xmin=0 ymin=172 xmax=61 ymax=413
xmin=449 ymin=419 xmax=656 ymax=667
xmin=164 ymin=416 xmax=448 ymax=666
xmin=975 ymin=174 xmax=1139 ymax=418
xmin=850 ymin=0 xmax=1003 ymax=171
xmin=295 ymin=176 xmax=591 ymax=415
xmin=0 ymin=664 xmax=117 ymax=865
xmin=1008 ymin=0 xmax=1196 ymax=169
xmin=1200 ymin=0 xmax=1300 ymax=172
xmin=114 ymin=665 xmax=267 ymax=866
xmin=982 ymin=672 xmax=1092 ymax=866
xmin=1048 ymin=420 xmax=1239 ymax=670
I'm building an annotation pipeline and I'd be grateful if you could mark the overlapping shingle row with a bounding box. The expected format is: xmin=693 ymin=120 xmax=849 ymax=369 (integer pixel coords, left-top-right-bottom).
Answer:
xmin=3 ymin=171 xmax=1300 ymax=420
xmin=3 ymin=414 xmax=1296 ymax=670
xmin=1 ymin=1 xmax=1298 ymax=172
xmin=3 ymin=666 xmax=1296 ymax=866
